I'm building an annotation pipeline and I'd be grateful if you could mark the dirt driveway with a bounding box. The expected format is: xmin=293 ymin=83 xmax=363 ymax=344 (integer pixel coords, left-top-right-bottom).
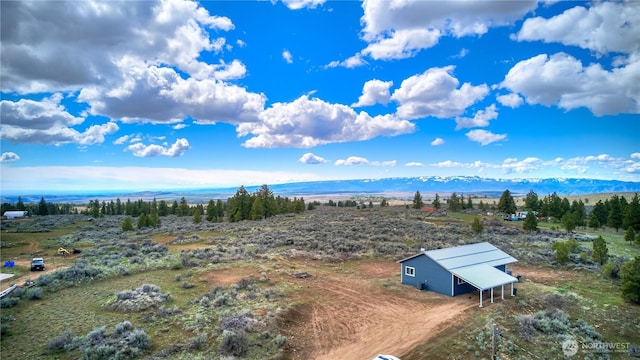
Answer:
xmin=279 ymin=260 xmax=477 ymax=360
xmin=0 ymin=258 xmax=71 ymax=291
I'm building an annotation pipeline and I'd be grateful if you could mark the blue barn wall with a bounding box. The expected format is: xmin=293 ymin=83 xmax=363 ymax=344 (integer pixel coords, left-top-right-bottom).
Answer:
xmin=453 ymin=276 xmax=477 ymax=296
xmin=400 ymin=254 xmax=452 ymax=296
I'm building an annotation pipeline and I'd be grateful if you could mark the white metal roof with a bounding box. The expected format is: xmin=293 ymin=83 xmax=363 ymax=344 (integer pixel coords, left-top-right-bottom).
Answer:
xmin=425 ymin=242 xmax=517 ymax=271
xmin=451 ymin=264 xmax=518 ymax=290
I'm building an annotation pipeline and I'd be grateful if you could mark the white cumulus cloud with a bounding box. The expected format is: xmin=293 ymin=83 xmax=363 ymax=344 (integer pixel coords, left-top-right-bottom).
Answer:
xmin=465 ymin=129 xmax=507 ymax=145
xmin=335 ymin=156 xmax=369 ymax=166
xmin=298 ymin=153 xmax=328 ymax=164
xmin=124 ymin=138 xmax=190 ymax=157
xmin=496 ymin=93 xmax=524 ymax=108
xmin=280 ymin=0 xmax=326 ymax=10
xmin=455 ymin=104 xmax=498 ymax=130
xmin=431 ymin=138 xmax=445 ymax=146
xmin=352 ymin=79 xmax=393 ymax=107
xmin=282 ymin=49 xmax=293 ymax=64
xmin=391 ymin=66 xmax=489 ymax=120
xmin=0 ymin=152 xmax=20 ymax=162
xmin=500 ymin=52 xmax=640 ymax=116
xmin=514 ymin=1 xmax=640 ymax=55
xmin=0 ymin=97 xmax=118 ymax=145
xmin=238 ymin=95 xmax=414 ymax=148
xmin=354 ymin=0 xmax=537 ymax=62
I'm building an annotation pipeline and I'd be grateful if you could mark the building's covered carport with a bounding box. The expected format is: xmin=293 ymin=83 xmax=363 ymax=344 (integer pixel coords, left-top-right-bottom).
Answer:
xmin=451 ymin=264 xmax=518 ymax=307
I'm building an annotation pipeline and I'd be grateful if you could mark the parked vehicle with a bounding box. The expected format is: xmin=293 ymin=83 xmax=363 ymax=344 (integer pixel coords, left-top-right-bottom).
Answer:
xmin=30 ymin=258 xmax=45 ymax=271
xmin=372 ymin=355 xmax=400 ymax=360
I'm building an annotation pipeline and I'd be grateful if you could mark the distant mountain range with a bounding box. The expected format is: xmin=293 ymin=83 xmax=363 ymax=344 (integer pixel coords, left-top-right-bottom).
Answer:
xmin=3 ymin=176 xmax=640 ymax=204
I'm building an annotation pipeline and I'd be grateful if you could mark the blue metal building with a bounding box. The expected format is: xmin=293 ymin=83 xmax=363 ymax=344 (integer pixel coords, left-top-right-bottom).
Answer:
xmin=397 ymin=242 xmax=518 ymax=307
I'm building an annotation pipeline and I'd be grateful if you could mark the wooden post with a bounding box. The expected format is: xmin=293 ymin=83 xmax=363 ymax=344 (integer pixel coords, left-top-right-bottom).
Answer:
xmin=492 ymin=323 xmax=497 ymax=360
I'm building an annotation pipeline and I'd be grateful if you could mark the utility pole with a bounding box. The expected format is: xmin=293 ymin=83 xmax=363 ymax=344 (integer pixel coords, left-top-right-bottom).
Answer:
xmin=492 ymin=323 xmax=497 ymax=360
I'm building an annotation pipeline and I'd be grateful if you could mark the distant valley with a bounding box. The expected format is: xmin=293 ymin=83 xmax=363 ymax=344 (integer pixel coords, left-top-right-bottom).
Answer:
xmin=3 ymin=176 xmax=639 ymax=204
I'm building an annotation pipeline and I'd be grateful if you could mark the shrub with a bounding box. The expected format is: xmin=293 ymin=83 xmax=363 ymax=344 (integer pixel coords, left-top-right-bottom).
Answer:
xmin=601 ymin=261 xmax=620 ymax=278
xmin=114 ymin=321 xmax=133 ymax=335
xmin=274 ymin=335 xmax=287 ymax=348
xmin=186 ymin=334 xmax=208 ymax=351
xmin=1 ymin=314 xmax=15 ymax=335
xmin=573 ymin=319 xmax=601 ymax=341
xmin=517 ymin=315 xmax=536 ymax=341
xmin=47 ymin=330 xmax=75 ymax=351
xmin=59 ymin=322 xmax=151 ymax=359
xmin=26 ymin=287 xmax=43 ymax=300
xmin=218 ymin=330 xmax=248 ymax=357
xmin=0 ymin=297 xmax=20 ymax=308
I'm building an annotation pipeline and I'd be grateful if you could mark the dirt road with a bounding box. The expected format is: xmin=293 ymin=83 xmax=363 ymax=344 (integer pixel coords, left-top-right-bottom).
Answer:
xmin=280 ymin=261 xmax=477 ymax=360
xmin=0 ymin=258 xmax=70 ymax=291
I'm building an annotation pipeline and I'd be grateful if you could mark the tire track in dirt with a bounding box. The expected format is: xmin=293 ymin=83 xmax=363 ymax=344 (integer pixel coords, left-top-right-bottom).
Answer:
xmin=285 ymin=269 xmax=476 ymax=360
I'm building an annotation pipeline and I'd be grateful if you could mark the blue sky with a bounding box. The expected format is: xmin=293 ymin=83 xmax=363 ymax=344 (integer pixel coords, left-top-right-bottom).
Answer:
xmin=1 ymin=0 xmax=639 ymax=193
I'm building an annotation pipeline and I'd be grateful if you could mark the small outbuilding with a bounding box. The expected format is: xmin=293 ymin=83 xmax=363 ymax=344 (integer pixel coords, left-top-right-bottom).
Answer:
xmin=3 ymin=210 xmax=28 ymax=219
xmin=398 ymin=242 xmax=518 ymax=307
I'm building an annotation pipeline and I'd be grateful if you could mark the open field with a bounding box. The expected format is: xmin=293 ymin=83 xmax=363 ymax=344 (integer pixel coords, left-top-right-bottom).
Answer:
xmin=1 ymin=205 xmax=639 ymax=359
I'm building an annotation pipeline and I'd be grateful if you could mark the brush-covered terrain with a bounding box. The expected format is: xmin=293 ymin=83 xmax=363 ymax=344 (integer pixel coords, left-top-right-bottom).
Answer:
xmin=1 ymin=204 xmax=639 ymax=360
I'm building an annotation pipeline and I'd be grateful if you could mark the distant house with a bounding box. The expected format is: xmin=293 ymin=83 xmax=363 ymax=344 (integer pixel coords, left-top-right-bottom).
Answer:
xmin=3 ymin=211 xmax=28 ymax=220
xmin=398 ymin=242 xmax=518 ymax=307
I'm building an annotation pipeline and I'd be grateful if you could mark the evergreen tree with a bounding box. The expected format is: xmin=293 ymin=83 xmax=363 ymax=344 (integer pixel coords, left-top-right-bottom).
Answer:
xmin=592 ymin=236 xmax=609 ymax=265
xmin=621 ymin=257 xmax=640 ymax=303
xmin=523 ymin=211 xmax=538 ymax=232
xmin=524 ymin=190 xmax=540 ymax=211
xmin=256 ymin=184 xmax=276 ymax=218
xmin=625 ymin=227 xmax=636 ymax=245
xmin=571 ymin=200 xmax=586 ymax=228
xmin=471 ymin=217 xmax=484 ymax=234
xmin=122 ymin=217 xmax=134 ymax=231
xmin=158 ymin=200 xmax=169 ymax=216
xmin=216 ymin=200 xmax=225 ymax=219
xmin=250 ymin=195 xmax=265 ymax=220
xmin=561 ymin=212 xmax=577 ymax=233
xmin=448 ymin=193 xmax=461 ymax=212
xmin=37 ymin=197 xmax=49 ymax=216
xmin=497 ymin=190 xmax=517 ymax=215
xmin=192 ymin=208 xmax=202 ymax=224
xmin=227 ymin=186 xmax=252 ymax=222
xmin=16 ymin=196 xmax=25 ymax=211
xmin=591 ymin=200 xmax=608 ymax=227
xmin=206 ymin=200 xmax=217 ymax=222
xmin=137 ymin=213 xmax=148 ymax=229
xmin=607 ymin=195 xmax=623 ymax=231
xmin=115 ymin=198 xmax=123 ymax=215
xmin=178 ymin=197 xmax=190 ymax=217
xmin=412 ymin=191 xmax=424 ymax=209
xmin=623 ymin=193 xmax=640 ymax=232
xmin=588 ymin=214 xmax=600 ymax=230
xmin=432 ymin=194 xmax=441 ymax=209
xmin=294 ymin=197 xmax=305 ymax=213
xmin=551 ymin=241 xmax=569 ymax=263
xmin=466 ymin=196 xmax=473 ymax=210
xmin=380 ymin=199 xmax=389 ymax=207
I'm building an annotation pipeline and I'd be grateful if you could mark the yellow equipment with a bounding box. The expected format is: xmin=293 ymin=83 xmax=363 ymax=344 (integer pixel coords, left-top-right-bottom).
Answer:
xmin=57 ymin=247 xmax=70 ymax=256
